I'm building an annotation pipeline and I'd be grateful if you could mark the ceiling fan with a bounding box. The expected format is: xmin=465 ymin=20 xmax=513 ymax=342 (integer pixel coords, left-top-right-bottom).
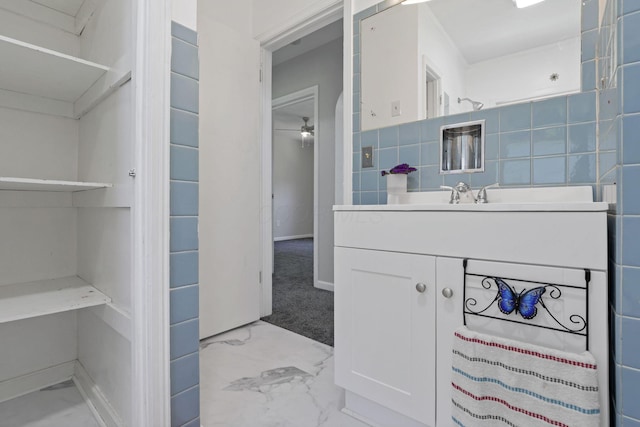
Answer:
xmin=273 ymin=116 xmax=314 ymax=147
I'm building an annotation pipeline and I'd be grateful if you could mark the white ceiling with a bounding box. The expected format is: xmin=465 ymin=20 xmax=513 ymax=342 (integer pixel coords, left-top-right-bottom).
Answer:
xmin=29 ymin=0 xmax=86 ymax=17
xmin=426 ymin=0 xmax=581 ymax=64
xmin=273 ymin=99 xmax=314 ymax=132
xmin=273 ymin=19 xmax=343 ymax=67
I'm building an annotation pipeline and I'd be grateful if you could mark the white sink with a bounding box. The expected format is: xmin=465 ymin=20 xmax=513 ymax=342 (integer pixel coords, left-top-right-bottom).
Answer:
xmin=336 ymin=186 xmax=608 ymax=212
xmin=381 ymin=186 xmax=606 ymax=211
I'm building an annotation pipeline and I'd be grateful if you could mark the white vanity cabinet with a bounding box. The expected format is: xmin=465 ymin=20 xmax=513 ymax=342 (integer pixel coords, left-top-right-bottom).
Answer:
xmin=335 ymin=248 xmax=437 ymax=425
xmin=334 ymin=198 xmax=609 ymax=427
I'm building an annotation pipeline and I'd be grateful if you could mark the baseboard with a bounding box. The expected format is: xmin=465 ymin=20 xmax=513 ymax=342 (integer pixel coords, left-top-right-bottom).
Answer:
xmin=344 ymin=391 xmax=427 ymax=427
xmin=273 ymin=234 xmax=313 ymax=242
xmin=74 ymin=361 xmax=122 ymax=427
xmin=0 ymin=361 xmax=75 ymax=403
xmin=316 ymin=280 xmax=334 ymax=292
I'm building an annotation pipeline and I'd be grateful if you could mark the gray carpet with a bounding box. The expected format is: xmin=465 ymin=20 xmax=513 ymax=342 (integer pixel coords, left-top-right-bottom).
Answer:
xmin=261 ymin=238 xmax=334 ymax=346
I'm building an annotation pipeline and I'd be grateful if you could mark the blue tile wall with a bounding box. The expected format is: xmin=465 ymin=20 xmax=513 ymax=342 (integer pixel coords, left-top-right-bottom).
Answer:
xmin=601 ymin=1 xmax=640 ymax=425
xmin=171 ymin=353 xmax=200 ymax=395
xmin=171 ymin=252 xmax=199 ymax=288
xmin=171 ymin=109 xmax=199 ymax=148
xmin=171 ymin=146 xmax=199 ymax=181
xmin=171 ymin=73 xmax=199 ymax=114
xmin=532 ymin=97 xmax=567 ymax=128
xmin=170 ymin=218 xmax=199 ymax=252
xmin=354 ymin=1 xmax=640 ymax=425
xmin=170 ymin=22 xmax=200 ymax=427
xmin=170 ymin=286 xmax=199 ymax=324
xmin=170 ymin=385 xmax=200 ymax=427
xmin=170 ymin=182 xmax=199 ymax=217
xmin=352 ymin=93 xmax=601 ymax=196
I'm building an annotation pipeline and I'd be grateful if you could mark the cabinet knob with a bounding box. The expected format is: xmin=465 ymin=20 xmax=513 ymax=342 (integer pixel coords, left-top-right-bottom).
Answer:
xmin=415 ymin=283 xmax=427 ymax=293
xmin=442 ymin=288 xmax=454 ymax=298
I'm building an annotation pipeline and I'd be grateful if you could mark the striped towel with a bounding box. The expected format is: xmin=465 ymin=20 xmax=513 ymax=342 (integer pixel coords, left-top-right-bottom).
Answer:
xmin=451 ymin=326 xmax=600 ymax=427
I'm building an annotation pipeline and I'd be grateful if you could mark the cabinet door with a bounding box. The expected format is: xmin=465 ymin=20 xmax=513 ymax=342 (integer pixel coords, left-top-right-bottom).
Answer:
xmin=335 ymin=247 xmax=436 ymax=426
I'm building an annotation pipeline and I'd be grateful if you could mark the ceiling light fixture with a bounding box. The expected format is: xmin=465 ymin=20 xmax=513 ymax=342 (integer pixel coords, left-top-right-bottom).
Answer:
xmin=401 ymin=0 xmax=432 ymax=5
xmin=513 ymin=0 xmax=544 ymax=8
xmin=300 ymin=117 xmax=314 ymax=138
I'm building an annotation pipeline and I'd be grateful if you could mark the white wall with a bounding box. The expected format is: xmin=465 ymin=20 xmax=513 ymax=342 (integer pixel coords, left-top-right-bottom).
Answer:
xmin=273 ymin=37 xmax=343 ymax=285
xmin=360 ymin=4 xmax=422 ymax=130
xmin=465 ymin=37 xmax=581 ymax=109
xmin=273 ymin=117 xmax=314 ymax=240
xmin=359 ymin=2 xmax=468 ymax=130
xmin=172 ymin=0 xmax=197 ymax=30
xmin=353 ymin=0 xmax=379 ymax=14
xmin=0 ymin=7 xmax=79 ymax=55
xmin=252 ymin=0 xmax=341 ymax=40
xmin=417 ymin=4 xmax=467 ymax=116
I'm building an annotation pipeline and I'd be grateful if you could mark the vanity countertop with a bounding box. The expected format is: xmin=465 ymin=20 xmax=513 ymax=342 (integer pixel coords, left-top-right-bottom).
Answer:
xmin=336 ymin=186 xmax=610 ymax=212
xmin=334 ymin=201 xmax=609 ymax=212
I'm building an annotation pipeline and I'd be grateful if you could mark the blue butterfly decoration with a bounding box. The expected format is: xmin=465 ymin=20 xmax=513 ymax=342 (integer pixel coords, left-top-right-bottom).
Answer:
xmin=494 ymin=278 xmax=546 ymax=320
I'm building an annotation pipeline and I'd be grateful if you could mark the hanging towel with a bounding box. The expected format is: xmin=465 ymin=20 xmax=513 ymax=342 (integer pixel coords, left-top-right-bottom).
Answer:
xmin=451 ymin=326 xmax=600 ymax=427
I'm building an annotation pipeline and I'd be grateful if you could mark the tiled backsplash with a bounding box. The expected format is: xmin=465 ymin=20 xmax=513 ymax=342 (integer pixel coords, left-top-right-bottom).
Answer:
xmin=170 ymin=21 xmax=200 ymax=427
xmin=352 ymin=0 xmax=601 ymax=205
xmin=353 ymin=93 xmax=598 ymax=204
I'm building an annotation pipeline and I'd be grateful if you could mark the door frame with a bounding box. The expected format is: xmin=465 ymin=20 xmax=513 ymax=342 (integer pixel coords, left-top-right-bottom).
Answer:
xmin=257 ymin=0 xmax=343 ymax=317
xmin=132 ymin=0 xmax=171 ymax=425
xmin=272 ymin=86 xmax=320 ymax=294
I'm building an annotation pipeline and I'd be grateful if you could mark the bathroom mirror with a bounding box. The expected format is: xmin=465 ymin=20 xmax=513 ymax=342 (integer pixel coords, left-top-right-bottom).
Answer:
xmin=359 ymin=0 xmax=581 ymax=130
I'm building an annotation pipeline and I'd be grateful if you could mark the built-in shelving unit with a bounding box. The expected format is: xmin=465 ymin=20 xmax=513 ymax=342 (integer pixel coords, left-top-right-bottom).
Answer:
xmin=0 ymin=276 xmax=110 ymax=324
xmin=0 ymin=177 xmax=112 ymax=192
xmin=0 ymin=35 xmax=109 ymax=102
xmin=0 ymin=1 xmax=133 ymax=423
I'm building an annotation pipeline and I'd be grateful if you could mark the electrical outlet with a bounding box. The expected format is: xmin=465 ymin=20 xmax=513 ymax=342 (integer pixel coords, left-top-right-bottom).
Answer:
xmin=391 ymin=101 xmax=401 ymax=117
xmin=362 ymin=146 xmax=374 ymax=168
xmin=276 ymin=220 xmax=280 ymax=227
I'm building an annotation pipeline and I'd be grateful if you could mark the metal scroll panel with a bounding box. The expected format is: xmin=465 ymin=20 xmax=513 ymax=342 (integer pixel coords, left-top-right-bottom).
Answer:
xmin=462 ymin=259 xmax=590 ymax=351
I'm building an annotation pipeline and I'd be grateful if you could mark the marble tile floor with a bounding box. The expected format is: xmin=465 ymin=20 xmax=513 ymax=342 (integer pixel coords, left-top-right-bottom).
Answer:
xmin=0 ymin=379 xmax=101 ymax=427
xmin=200 ymin=320 xmax=370 ymax=427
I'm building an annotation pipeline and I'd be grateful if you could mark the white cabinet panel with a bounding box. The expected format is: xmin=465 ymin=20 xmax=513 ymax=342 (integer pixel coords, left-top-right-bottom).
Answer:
xmin=335 ymin=247 xmax=436 ymax=426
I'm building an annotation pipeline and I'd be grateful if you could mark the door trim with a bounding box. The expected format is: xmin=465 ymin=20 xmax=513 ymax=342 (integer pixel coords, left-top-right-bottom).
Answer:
xmin=132 ymin=0 xmax=171 ymax=425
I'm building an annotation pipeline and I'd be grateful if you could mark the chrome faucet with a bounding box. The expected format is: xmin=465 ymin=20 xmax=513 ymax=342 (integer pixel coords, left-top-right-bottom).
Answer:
xmin=455 ymin=182 xmax=476 ymax=203
xmin=440 ymin=184 xmax=460 ymax=204
xmin=476 ymin=183 xmax=500 ymax=204
xmin=441 ymin=182 xmax=499 ymax=204
xmin=441 ymin=182 xmax=474 ymax=204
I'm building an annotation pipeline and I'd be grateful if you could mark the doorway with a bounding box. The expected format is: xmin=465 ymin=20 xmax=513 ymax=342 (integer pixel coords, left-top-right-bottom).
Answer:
xmin=259 ymin=15 xmax=344 ymax=327
xmin=262 ymin=90 xmax=333 ymax=346
xmin=271 ymin=88 xmax=319 ymax=287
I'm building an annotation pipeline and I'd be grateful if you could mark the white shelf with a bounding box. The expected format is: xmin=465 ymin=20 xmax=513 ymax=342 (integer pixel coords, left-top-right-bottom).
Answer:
xmin=0 ymin=34 xmax=109 ymax=102
xmin=0 ymin=276 xmax=111 ymax=324
xmin=0 ymin=177 xmax=112 ymax=192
